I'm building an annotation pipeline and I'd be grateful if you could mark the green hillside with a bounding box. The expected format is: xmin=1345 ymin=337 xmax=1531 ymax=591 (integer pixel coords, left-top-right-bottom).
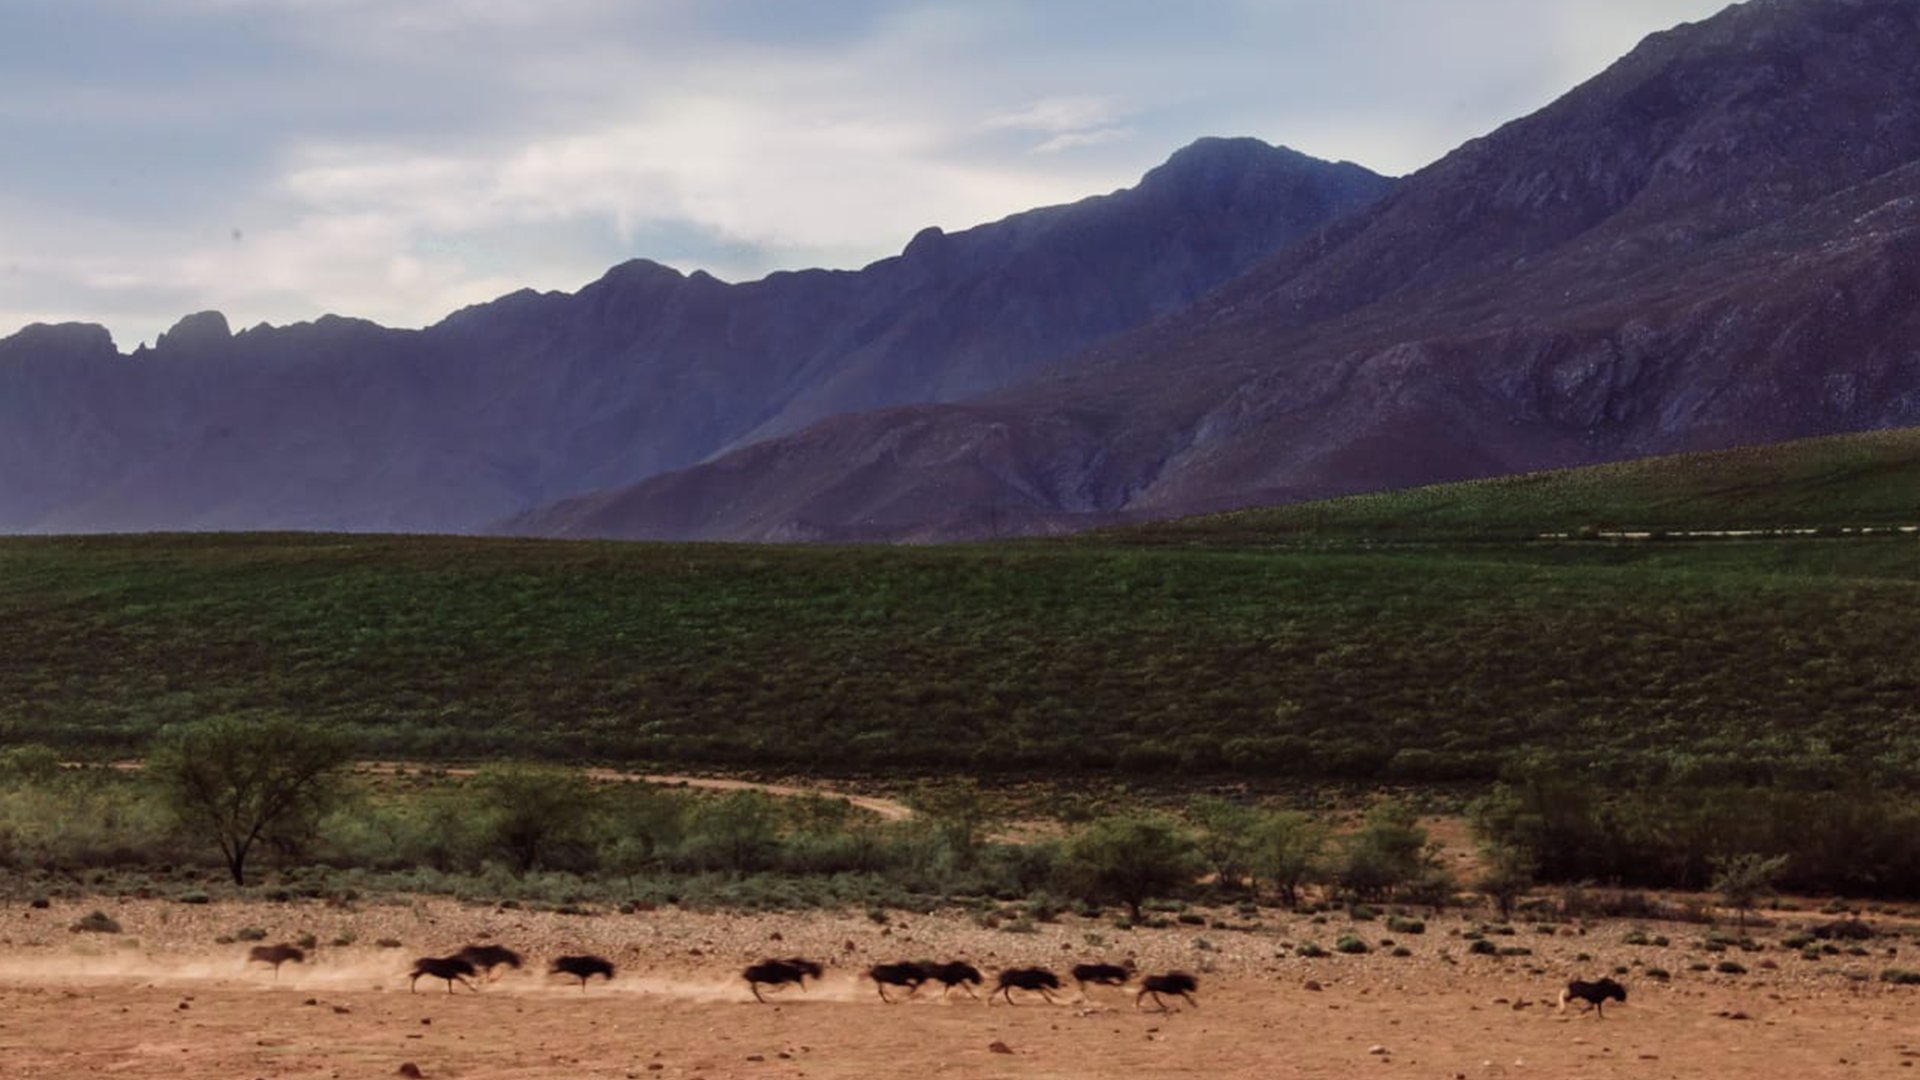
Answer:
xmin=1109 ymin=427 xmax=1920 ymax=545
xmin=3 ymin=524 xmax=1915 ymax=787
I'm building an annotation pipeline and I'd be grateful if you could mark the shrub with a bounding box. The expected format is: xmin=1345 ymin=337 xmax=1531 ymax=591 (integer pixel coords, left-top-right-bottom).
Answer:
xmin=71 ymin=910 xmax=121 ymax=934
xmin=1467 ymin=939 xmax=1498 ymax=956
xmin=1880 ymin=968 xmax=1920 ymax=985
xmin=235 ymin=927 xmax=268 ymax=942
xmin=1715 ymin=960 xmax=1747 ymax=974
xmin=1385 ymin=915 xmax=1426 ymax=935
xmin=1296 ymin=942 xmax=1329 ymax=958
xmin=1711 ymin=853 xmax=1789 ymax=931
xmin=1334 ymin=934 xmax=1370 ymax=954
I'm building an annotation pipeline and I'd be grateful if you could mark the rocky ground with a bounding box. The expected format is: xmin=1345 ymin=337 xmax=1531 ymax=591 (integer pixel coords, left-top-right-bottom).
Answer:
xmin=3 ymin=894 xmax=1919 ymax=1078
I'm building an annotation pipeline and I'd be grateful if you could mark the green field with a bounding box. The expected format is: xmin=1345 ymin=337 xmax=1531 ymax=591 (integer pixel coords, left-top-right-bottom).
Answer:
xmin=1112 ymin=426 xmax=1920 ymax=544
xmin=3 ymin=429 xmax=1917 ymax=786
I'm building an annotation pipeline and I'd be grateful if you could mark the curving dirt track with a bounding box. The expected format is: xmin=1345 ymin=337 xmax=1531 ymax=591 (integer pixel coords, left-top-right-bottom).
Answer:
xmin=3 ymin=898 xmax=1917 ymax=1078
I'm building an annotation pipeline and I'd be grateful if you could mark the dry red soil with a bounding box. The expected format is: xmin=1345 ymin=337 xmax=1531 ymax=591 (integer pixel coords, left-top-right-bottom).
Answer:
xmin=3 ymin=896 xmax=1916 ymax=1079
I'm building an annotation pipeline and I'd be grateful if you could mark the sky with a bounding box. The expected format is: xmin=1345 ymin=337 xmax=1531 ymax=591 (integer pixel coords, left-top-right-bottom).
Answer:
xmin=0 ymin=0 xmax=1734 ymax=350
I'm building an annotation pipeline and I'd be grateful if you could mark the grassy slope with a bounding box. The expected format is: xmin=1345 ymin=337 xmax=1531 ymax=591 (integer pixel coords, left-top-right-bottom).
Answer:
xmin=2 ymin=428 xmax=1915 ymax=782
xmin=1108 ymin=427 xmax=1920 ymax=544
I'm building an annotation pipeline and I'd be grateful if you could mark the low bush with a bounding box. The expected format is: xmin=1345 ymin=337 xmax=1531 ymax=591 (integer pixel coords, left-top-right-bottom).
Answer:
xmin=71 ymin=910 xmax=121 ymax=934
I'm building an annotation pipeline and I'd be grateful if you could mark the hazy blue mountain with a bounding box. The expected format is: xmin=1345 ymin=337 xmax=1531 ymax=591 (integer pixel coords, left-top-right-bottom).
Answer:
xmin=0 ymin=139 xmax=1390 ymax=533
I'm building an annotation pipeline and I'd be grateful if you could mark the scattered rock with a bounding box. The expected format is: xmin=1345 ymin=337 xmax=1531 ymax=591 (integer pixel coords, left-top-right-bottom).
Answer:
xmin=397 ymin=1064 xmax=423 ymax=1079
xmin=1303 ymin=980 xmax=1323 ymax=992
xmin=1368 ymin=1045 xmax=1389 ymax=1055
xmin=333 ymin=1005 xmax=352 ymax=1015
xmin=988 ymin=1041 xmax=1014 ymax=1055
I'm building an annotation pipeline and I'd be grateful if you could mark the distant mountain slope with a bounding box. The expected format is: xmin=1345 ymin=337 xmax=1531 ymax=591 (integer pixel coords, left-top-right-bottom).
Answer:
xmin=0 ymin=139 xmax=1390 ymax=533
xmin=1104 ymin=425 xmax=1920 ymax=544
xmin=519 ymin=0 xmax=1920 ymax=542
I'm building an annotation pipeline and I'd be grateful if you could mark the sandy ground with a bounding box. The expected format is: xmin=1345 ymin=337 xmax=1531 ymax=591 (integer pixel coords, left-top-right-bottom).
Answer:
xmin=3 ymin=896 xmax=1918 ymax=1079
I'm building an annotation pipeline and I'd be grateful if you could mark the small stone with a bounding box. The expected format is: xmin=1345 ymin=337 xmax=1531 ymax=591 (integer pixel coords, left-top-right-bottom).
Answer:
xmin=333 ymin=1005 xmax=351 ymax=1014
xmin=1368 ymin=1045 xmax=1389 ymax=1055
xmin=988 ymin=1041 xmax=1014 ymax=1055
xmin=397 ymin=1064 xmax=423 ymax=1079
xmin=1303 ymin=980 xmax=1322 ymax=992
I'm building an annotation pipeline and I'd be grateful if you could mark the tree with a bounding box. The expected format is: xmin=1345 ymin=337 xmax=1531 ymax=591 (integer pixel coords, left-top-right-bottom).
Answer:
xmin=150 ymin=716 xmax=349 ymax=885
xmin=1245 ymin=809 xmax=1329 ymax=908
xmin=1711 ymin=852 xmax=1789 ymax=932
xmin=1338 ymin=800 xmax=1444 ymax=901
xmin=470 ymin=764 xmax=599 ymax=873
xmin=1060 ymin=814 xmax=1203 ymax=919
xmin=682 ymin=790 xmax=779 ymax=873
xmin=1189 ymin=797 xmax=1260 ymax=896
xmin=911 ymin=780 xmax=994 ymax=869
xmin=1474 ymin=843 xmax=1536 ymax=920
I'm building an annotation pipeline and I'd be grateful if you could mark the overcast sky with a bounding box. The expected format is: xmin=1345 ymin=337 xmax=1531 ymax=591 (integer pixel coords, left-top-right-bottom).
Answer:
xmin=1 ymin=0 xmax=1734 ymax=349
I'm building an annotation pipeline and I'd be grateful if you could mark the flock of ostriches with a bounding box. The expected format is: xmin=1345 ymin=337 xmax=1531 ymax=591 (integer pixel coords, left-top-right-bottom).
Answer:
xmin=246 ymin=941 xmax=1628 ymax=1017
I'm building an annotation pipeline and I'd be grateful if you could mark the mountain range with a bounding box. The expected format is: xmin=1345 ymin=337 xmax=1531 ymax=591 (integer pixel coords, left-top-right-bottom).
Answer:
xmin=6 ymin=0 xmax=1918 ymax=541
xmin=0 ymin=140 xmax=1386 ymax=533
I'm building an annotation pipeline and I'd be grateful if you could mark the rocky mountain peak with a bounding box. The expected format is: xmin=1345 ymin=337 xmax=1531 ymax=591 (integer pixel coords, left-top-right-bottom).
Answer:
xmin=154 ymin=311 xmax=232 ymax=354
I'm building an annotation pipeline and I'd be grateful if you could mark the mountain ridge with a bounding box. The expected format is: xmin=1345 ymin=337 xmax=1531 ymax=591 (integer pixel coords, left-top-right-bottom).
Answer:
xmin=0 ymin=137 xmax=1391 ymax=533
xmin=512 ymin=0 xmax=1920 ymax=542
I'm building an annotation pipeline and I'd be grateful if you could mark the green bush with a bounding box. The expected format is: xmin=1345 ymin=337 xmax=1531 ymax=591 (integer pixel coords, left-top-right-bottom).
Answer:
xmin=1246 ymin=810 xmax=1329 ymax=909
xmin=1715 ymin=960 xmax=1747 ymax=974
xmin=1880 ymin=968 xmax=1920 ymax=984
xmin=1334 ymin=934 xmax=1370 ymax=954
xmin=1059 ymin=814 xmax=1203 ymax=920
xmin=1385 ymin=915 xmax=1426 ymax=934
xmin=1337 ymin=802 xmax=1445 ymax=901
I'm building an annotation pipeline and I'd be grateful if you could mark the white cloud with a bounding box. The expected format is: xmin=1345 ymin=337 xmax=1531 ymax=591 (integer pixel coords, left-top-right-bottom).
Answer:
xmin=2 ymin=0 xmax=1739 ymax=348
